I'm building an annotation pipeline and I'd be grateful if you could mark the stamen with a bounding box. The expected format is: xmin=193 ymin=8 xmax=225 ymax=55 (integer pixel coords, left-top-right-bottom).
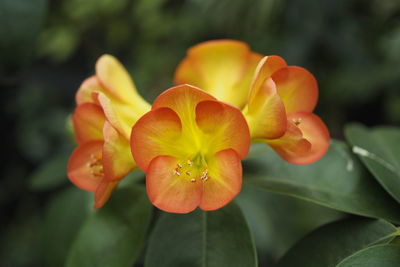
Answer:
xmin=201 ymin=168 xmax=208 ymax=179
xmin=173 ymin=169 xmax=181 ymax=176
xmin=91 ymin=166 xmax=104 ymax=177
xmin=174 ymin=158 xmax=210 ymax=182
xmin=88 ymin=153 xmax=104 ymax=177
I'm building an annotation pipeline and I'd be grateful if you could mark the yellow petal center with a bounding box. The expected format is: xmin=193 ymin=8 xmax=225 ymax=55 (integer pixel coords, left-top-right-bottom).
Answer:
xmin=171 ymin=154 xmax=210 ymax=183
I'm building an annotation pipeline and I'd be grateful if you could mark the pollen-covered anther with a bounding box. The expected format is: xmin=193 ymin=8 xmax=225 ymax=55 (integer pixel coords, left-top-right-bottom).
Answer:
xmin=201 ymin=174 xmax=209 ymax=181
xmin=292 ymin=118 xmax=302 ymax=126
xmin=173 ymin=169 xmax=181 ymax=176
xmin=91 ymin=166 xmax=104 ymax=177
xmin=187 ymin=159 xmax=193 ymax=166
xmin=201 ymin=168 xmax=209 ymax=181
xmin=177 ymin=163 xmax=183 ymax=169
xmin=87 ymin=153 xmax=104 ymax=177
xmin=190 ymin=178 xmax=196 ymax=182
xmin=186 ymin=171 xmax=191 ymax=176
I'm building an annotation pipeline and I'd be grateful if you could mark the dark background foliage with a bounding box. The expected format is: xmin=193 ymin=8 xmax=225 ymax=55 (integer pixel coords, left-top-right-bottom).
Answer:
xmin=0 ymin=0 xmax=399 ymax=266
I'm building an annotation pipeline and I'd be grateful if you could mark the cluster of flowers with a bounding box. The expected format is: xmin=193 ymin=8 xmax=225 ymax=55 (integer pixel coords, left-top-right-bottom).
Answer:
xmin=68 ymin=40 xmax=329 ymax=213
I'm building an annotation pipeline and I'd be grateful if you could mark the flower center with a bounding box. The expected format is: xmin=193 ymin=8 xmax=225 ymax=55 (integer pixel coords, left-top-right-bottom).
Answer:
xmin=172 ymin=154 xmax=210 ymax=183
xmin=87 ymin=153 xmax=104 ymax=177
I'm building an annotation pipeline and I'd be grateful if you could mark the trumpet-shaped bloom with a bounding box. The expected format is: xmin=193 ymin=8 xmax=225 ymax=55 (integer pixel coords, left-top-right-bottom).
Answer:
xmin=174 ymin=40 xmax=329 ymax=165
xmin=131 ymin=85 xmax=250 ymax=213
xmin=68 ymin=55 xmax=150 ymax=208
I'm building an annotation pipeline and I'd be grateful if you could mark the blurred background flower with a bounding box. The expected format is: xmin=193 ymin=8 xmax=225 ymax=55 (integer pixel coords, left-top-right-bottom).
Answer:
xmin=1 ymin=0 xmax=399 ymax=266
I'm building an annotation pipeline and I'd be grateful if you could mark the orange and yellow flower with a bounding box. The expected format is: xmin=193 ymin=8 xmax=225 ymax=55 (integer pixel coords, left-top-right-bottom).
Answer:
xmin=68 ymin=40 xmax=330 ymax=213
xmin=68 ymin=55 xmax=150 ymax=208
xmin=174 ymin=40 xmax=329 ymax=164
xmin=130 ymin=85 xmax=250 ymax=213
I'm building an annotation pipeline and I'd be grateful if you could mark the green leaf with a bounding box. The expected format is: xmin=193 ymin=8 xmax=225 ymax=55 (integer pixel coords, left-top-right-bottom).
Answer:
xmin=145 ymin=202 xmax=257 ymax=267
xmin=42 ymin=187 xmax=90 ymax=266
xmin=244 ymin=140 xmax=400 ymax=223
xmin=66 ymin=184 xmax=152 ymax=267
xmin=277 ymin=218 xmax=398 ymax=267
xmin=345 ymin=124 xmax=400 ymax=203
xmin=236 ymin=184 xmax=344 ymax=263
xmin=390 ymin=236 xmax=400 ymax=245
xmin=336 ymin=244 xmax=400 ymax=267
xmin=29 ymin=148 xmax=71 ymax=191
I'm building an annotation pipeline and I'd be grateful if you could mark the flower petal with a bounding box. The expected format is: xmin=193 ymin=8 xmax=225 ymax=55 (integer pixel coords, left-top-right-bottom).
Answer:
xmin=288 ymin=112 xmax=330 ymax=164
xmin=153 ymin=84 xmax=216 ymax=111
xmin=72 ymin=103 xmax=105 ymax=144
xmin=95 ymin=55 xmax=137 ymax=102
xmin=67 ymin=141 xmax=104 ymax=192
xmin=174 ymin=40 xmax=262 ymax=108
xmin=199 ymin=149 xmax=242 ymax=211
xmin=146 ymin=155 xmax=202 ymax=213
xmin=272 ymin=66 xmax=318 ymax=114
xmin=96 ymin=54 xmax=150 ymax=109
xmin=97 ymin=92 xmax=149 ymax=140
xmin=245 ymin=78 xmax=287 ymax=140
xmin=75 ymin=76 xmax=104 ymax=105
xmin=266 ymin=120 xmax=311 ymax=164
xmin=94 ymin=179 xmax=118 ymax=209
xmin=266 ymin=112 xmax=329 ymax=164
xmin=174 ymin=40 xmax=248 ymax=88
xmin=152 ymin=85 xmax=215 ymax=133
xmin=250 ymin=55 xmax=287 ymax=95
xmin=102 ymin=121 xmax=135 ymax=181
xmin=77 ymin=56 xmax=151 ymax=139
xmin=131 ymin=107 xmax=182 ymax=172
xmin=195 ymin=100 xmax=250 ymax=159
xmin=173 ymin=57 xmax=199 ymax=87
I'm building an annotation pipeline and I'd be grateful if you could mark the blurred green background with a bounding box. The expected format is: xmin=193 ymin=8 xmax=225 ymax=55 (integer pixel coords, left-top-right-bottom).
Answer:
xmin=0 ymin=0 xmax=399 ymax=266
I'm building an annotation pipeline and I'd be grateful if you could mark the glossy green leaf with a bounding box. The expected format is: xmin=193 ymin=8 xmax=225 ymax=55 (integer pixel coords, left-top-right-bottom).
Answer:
xmin=345 ymin=124 xmax=400 ymax=203
xmin=277 ymin=218 xmax=398 ymax=267
xmin=66 ymin=184 xmax=152 ymax=267
xmin=244 ymin=140 xmax=400 ymax=223
xmin=390 ymin=236 xmax=400 ymax=245
xmin=42 ymin=187 xmax=90 ymax=266
xmin=236 ymin=184 xmax=344 ymax=263
xmin=336 ymin=244 xmax=400 ymax=267
xmin=145 ymin=202 xmax=257 ymax=267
